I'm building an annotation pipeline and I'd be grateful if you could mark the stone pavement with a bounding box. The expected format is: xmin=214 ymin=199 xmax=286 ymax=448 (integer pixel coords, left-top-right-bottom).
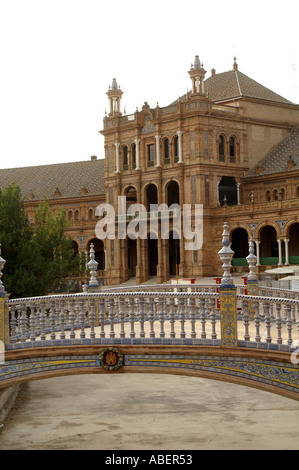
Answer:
xmin=0 ymin=373 xmax=299 ymax=450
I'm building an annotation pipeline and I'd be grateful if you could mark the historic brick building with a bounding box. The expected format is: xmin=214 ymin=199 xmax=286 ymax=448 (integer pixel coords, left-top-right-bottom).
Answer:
xmin=1 ymin=56 xmax=299 ymax=287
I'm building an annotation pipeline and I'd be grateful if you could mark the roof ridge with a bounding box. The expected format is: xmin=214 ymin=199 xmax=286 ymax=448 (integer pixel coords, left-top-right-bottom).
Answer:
xmin=0 ymin=158 xmax=105 ymax=172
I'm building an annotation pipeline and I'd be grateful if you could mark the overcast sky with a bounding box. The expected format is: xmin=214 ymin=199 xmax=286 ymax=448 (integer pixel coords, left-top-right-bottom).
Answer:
xmin=0 ymin=0 xmax=298 ymax=169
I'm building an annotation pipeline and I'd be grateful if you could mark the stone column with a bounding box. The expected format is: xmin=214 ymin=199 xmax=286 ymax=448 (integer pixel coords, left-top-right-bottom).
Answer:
xmin=255 ymin=240 xmax=261 ymax=266
xmin=134 ymin=138 xmax=140 ymax=170
xmin=284 ymin=239 xmax=290 ymax=265
xmin=155 ymin=135 xmax=161 ymax=167
xmin=114 ymin=142 xmax=120 ymax=173
xmin=278 ymin=239 xmax=283 ymax=266
xmin=177 ymin=131 xmax=183 ymax=163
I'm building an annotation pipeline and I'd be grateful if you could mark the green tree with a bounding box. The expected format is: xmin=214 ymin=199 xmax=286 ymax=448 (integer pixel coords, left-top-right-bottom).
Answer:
xmin=32 ymin=198 xmax=87 ymax=294
xmin=0 ymin=184 xmax=87 ymax=298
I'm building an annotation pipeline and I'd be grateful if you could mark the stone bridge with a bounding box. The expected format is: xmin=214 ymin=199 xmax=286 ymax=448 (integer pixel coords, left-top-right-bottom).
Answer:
xmin=0 ymin=224 xmax=298 ymax=401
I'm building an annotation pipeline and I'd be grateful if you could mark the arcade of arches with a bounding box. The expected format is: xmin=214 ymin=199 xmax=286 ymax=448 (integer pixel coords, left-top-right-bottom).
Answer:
xmin=231 ymin=223 xmax=299 ymax=267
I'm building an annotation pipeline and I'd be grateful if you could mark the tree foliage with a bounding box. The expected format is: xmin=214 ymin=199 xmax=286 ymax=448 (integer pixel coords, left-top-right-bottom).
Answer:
xmin=0 ymin=184 xmax=87 ymax=298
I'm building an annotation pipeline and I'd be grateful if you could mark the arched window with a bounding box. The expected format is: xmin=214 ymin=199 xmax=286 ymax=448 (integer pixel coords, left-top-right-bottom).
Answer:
xmin=218 ymin=135 xmax=225 ymax=161
xmin=273 ymin=189 xmax=278 ymax=201
xmin=88 ymin=208 xmax=93 ymax=221
xmin=266 ymin=190 xmax=271 ymax=202
xmin=123 ymin=146 xmax=128 ymax=169
xmin=229 ymin=136 xmax=236 ymax=163
xmin=164 ymin=138 xmax=170 ymax=163
xmin=74 ymin=210 xmax=80 ymax=221
xmin=132 ymin=144 xmax=136 ymax=168
xmin=174 ymin=136 xmax=179 ymax=162
xmin=218 ymin=177 xmax=237 ymax=206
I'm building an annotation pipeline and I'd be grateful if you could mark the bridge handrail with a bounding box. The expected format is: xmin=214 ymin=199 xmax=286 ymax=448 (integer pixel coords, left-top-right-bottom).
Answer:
xmin=5 ymin=289 xmax=299 ymax=352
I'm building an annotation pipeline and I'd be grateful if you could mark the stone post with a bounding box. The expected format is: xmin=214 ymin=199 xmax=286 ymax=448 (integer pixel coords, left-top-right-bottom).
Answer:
xmin=218 ymin=222 xmax=237 ymax=347
xmin=0 ymin=247 xmax=9 ymax=347
xmin=87 ymin=243 xmax=100 ymax=324
xmin=246 ymin=238 xmax=259 ymax=319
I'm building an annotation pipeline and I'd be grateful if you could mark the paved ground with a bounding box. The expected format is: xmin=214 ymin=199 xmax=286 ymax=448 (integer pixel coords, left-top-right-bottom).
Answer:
xmin=0 ymin=373 xmax=299 ymax=450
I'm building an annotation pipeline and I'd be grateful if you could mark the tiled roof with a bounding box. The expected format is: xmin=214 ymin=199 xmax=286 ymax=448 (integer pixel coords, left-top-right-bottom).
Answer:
xmin=246 ymin=129 xmax=299 ymax=177
xmin=204 ymin=70 xmax=291 ymax=104
xmin=0 ymin=158 xmax=105 ymax=201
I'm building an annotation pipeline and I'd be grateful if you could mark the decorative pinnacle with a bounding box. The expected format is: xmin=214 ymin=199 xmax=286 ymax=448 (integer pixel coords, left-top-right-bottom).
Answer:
xmin=218 ymin=222 xmax=234 ymax=286
xmin=87 ymin=243 xmax=99 ymax=288
xmin=246 ymin=238 xmax=258 ymax=281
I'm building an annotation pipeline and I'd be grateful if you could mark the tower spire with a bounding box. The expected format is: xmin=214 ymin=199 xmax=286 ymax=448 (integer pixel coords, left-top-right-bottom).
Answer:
xmin=106 ymin=78 xmax=123 ymax=116
xmin=188 ymin=55 xmax=207 ymax=94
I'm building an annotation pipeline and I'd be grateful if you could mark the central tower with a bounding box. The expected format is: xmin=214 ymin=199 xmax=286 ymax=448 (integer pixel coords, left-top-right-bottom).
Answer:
xmin=106 ymin=78 xmax=123 ymax=116
xmin=188 ymin=55 xmax=206 ymax=94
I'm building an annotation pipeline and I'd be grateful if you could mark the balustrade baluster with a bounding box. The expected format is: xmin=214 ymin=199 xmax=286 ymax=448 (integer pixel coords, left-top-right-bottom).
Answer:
xmin=200 ymin=298 xmax=206 ymax=339
xmin=178 ymin=297 xmax=185 ymax=339
xmin=148 ymin=297 xmax=155 ymax=338
xmin=40 ymin=301 xmax=46 ymax=341
xmin=157 ymin=297 xmax=165 ymax=338
xmin=75 ymin=302 xmax=80 ymax=325
xmin=275 ymin=302 xmax=283 ymax=344
xmin=189 ymin=298 xmax=196 ymax=339
xmin=99 ymin=298 xmax=106 ymax=338
xmin=169 ymin=297 xmax=175 ymax=338
xmin=263 ymin=301 xmax=272 ymax=343
xmin=254 ymin=301 xmax=261 ymax=343
xmin=270 ymin=302 xmax=275 ymax=321
xmin=119 ymin=298 xmax=125 ymax=338
xmin=292 ymin=305 xmax=296 ymax=324
xmin=69 ymin=299 xmax=75 ymax=340
xmin=59 ymin=301 xmax=65 ymax=340
xmin=210 ymin=298 xmax=217 ymax=339
xmin=89 ymin=298 xmax=96 ymax=339
xmin=55 ymin=301 xmax=61 ymax=332
xmin=129 ymin=297 xmax=135 ymax=338
xmin=79 ymin=299 xmax=86 ymax=339
xmin=285 ymin=304 xmax=293 ymax=346
xmin=109 ymin=298 xmax=115 ymax=339
xmin=29 ymin=303 xmax=36 ymax=342
xmin=20 ymin=303 xmax=27 ymax=343
xmin=242 ymin=299 xmax=250 ymax=342
xmin=34 ymin=306 xmax=40 ymax=339
xmin=9 ymin=306 xmax=17 ymax=344
xmin=50 ymin=300 xmax=56 ymax=340
xmin=139 ymin=297 xmax=146 ymax=338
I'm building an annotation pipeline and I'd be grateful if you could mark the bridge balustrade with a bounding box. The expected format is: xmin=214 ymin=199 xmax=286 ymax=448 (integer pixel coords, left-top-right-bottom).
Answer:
xmin=5 ymin=290 xmax=299 ymax=352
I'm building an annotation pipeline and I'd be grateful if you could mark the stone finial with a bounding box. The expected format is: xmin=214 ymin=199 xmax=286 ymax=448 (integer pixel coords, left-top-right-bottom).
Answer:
xmin=0 ymin=245 xmax=6 ymax=294
xmin=246 ymin=238 xmax=258 ymax=281
xmin=218 ymin=222 xmax=234 ymax=286
xmin=87 ymin=243 xmax=99 ymax=288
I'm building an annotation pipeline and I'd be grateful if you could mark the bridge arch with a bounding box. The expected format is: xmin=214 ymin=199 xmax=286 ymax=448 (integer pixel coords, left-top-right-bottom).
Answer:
xmin=1 ymin=345 xmax=298 ymax=402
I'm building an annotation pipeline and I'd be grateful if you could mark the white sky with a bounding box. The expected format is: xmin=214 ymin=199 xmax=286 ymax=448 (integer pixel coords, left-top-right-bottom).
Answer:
xmin=0 ymin=0 xmax=299 ymax=169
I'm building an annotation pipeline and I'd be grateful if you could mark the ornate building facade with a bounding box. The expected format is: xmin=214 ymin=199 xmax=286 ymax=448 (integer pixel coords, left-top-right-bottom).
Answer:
xmin=1 ymin=56 xmax=299 ymax=287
